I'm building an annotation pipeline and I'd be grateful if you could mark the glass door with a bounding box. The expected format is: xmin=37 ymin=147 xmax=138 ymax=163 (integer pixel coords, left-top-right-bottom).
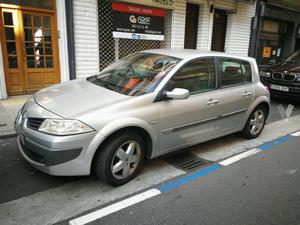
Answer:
xmin=21 ymin=11 xmax=60 ymax=93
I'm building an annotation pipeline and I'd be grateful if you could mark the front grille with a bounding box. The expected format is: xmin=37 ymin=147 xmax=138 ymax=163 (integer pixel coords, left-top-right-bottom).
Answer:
xmin=27 ymin=118 xmax=45 ymax=131
xmin=283 ymin=74 xmax=296 ymax=82
xmin=272 ymin=72 xmax=283 ymax=80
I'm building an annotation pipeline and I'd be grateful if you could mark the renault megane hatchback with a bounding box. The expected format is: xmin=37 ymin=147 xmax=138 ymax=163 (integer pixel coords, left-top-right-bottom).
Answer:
xmin=15 ymin=49 xmax=270 ymax=186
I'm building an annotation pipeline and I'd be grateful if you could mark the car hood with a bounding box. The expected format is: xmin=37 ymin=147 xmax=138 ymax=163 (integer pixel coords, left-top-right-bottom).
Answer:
xmin=270 ymin=61 xmax=300 ymax=73
xmin=34 ymin=79 xmax=129 ymax=118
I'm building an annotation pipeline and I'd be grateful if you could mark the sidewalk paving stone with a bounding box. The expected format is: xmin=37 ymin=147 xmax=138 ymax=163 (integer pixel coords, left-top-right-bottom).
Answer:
xmin=0 ymin=96 xmax=30 ymax=138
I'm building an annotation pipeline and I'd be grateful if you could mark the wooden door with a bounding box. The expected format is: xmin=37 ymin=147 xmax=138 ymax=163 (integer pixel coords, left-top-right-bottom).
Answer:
xmin=211 ymin=9 xmax=228 ymax=52
xmin=0 ymin=9 xmax=24 ymax=95
xmin=0 ymin=7 xmax=60 ymax=96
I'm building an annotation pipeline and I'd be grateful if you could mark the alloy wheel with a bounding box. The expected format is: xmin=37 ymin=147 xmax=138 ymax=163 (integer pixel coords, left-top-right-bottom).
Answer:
xmin=111 ymin=141 xmax=142 ymax=180
xmin=249 ymin=109 xmax=265 ymax=136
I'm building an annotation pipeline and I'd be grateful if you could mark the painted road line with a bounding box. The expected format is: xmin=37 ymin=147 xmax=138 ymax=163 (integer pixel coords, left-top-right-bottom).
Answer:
xmin=159 ymin=164 xmax=221 ymax=192
xmin=69 ymin=134 xmax=293 ymax=225
xmin=69 ymin=189 xmax=161 ymax=225
xmin=291 ymin=131 xmax=300 ymax=137
xmin=219 ymin=148 xmax=260 ymax=166
xmin=259 ymin=135 xmax=290 ymax=150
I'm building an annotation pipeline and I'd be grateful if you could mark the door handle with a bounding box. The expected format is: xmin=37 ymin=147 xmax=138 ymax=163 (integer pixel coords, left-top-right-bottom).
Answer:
xmin=207 ymin=99 xmax=219 ymax=105
xmin=243 ymin=92 xmax=253 ymax=97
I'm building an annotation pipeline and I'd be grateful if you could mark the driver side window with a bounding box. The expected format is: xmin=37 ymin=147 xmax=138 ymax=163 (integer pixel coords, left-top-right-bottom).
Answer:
xmin=169 ymin=58 xmax=216 ymax=94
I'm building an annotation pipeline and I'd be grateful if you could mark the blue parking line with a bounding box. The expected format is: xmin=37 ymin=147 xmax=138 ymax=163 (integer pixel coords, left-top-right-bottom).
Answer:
xmin=159 ymin=164 xmax=221 ymax=192
xmin=259 ymin=135 xmax=290 ymax=151
xmin=159 ymin=134 xmax=293 ymax=193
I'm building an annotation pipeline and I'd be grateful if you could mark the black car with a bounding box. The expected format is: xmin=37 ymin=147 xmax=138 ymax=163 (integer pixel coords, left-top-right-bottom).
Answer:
xmin=261 ymin=50 xmax=300 ymax=99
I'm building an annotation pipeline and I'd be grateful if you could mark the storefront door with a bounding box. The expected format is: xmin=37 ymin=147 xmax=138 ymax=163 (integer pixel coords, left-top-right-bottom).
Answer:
xmin=0 ymin=6 xmax=60 ymax=96
xmin=211 ymin=9 xmax=227 ymax=52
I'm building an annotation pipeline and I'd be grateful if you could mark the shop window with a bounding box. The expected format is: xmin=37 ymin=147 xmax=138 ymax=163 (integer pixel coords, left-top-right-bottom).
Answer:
xmin=98 ymin=0 xmax=172 ymax=71
xmin=262 ymin=19 xmax=279 ymax=33
xmin=170 ymin=58 xmax=216 ymax=94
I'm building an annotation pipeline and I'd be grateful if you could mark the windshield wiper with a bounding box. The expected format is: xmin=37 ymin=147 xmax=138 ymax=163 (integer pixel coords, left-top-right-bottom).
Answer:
xmin=89 ymin=76 xmax=114 ymax=90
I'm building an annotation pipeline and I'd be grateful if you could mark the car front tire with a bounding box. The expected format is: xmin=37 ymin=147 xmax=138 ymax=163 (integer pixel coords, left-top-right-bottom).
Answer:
xmin=94 ymin=132 xmax=145 ymax=186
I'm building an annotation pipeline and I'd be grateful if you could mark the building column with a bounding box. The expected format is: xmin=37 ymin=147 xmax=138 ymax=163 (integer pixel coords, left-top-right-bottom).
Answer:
xmin=0 ymin=43 xmax=7 ymax=99
xmin=56 ymin=0 xmax=70 ymax=82
xmin=197 ymin=2 xmax=213 ymax=50
xmin=170 ymin=0 xmax=186 ymax=48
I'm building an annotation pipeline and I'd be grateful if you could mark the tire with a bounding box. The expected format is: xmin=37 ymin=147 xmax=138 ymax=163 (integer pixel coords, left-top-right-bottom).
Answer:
xmin=94 ymin=132 xmax=145 ymax=186
xmin=242 ymin=105 xmax=267 ymax=139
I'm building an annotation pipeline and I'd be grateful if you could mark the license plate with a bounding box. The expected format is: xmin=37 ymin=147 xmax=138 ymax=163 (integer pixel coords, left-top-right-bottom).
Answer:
xmin=270 ymin=84 xmax=289 ymax=92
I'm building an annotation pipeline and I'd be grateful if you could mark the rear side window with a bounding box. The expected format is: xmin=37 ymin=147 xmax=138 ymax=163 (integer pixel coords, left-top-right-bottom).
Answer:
xmin=170 ymin=58 xmax=216 ymax=94
xmin=218 ymin=58 xmax=252 ymax=87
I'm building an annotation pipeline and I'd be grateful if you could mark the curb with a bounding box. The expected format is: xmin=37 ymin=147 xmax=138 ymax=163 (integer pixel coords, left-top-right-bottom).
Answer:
xmin=0 ymin=129 xmax=17 ymax=139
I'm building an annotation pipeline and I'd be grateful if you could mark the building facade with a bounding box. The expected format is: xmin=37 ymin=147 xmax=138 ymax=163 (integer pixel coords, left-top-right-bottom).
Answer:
xmin=249 ymin=0 xmax=300 ymax=68
xmin=0 ymin=0 xmax=257 ymax=99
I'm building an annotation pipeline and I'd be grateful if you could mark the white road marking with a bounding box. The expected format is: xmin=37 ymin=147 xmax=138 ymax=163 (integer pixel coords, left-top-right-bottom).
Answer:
xmin=291 ymin=131 xmax=300 ymax=137
xmin=69 ymin=189 xmax=161 ymax=225
xmin=219 ymin=148 xmax=260 ymax=166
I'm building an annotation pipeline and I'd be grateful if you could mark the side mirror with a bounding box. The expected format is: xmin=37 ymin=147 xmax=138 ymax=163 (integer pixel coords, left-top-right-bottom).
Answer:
xmin=166 ymin=88 xmax=189 ymax=100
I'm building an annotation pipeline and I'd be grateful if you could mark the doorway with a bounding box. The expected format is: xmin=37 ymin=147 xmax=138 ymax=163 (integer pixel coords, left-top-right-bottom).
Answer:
xmin=211 ymin=9 xmax=227 ymax=52
xmin=184 ymin=3 xmax=199 ymax=49
xmin=0 ymin=6 xmax=60 ymax=96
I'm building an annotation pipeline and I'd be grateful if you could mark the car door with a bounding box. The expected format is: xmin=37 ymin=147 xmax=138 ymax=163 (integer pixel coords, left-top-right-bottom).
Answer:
xmin=213 ymin=57 xmax=254 ymax=135
xmin=156 ymin=58 xmax=219 ymax=154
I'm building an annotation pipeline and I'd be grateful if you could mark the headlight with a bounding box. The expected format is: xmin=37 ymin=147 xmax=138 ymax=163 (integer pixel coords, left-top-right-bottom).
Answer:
xmin=38 ymin=119 xmax=94 ymax=135
xmin=296 ymin=75 xmax=300 ymax=82
xmin=260 ymin=71 xmax=271 ymax=78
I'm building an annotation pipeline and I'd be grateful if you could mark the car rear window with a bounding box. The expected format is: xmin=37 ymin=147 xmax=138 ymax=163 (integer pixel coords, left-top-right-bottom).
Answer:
xmin=218 ymin=58 xmax=252 ymax=87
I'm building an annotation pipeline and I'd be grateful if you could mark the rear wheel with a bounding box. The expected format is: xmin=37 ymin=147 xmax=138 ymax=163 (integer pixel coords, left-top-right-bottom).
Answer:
xmin=242 ymin=106 xmax=267 ymax=139
xmin=94 ymin=132 xmax=145 ymax=186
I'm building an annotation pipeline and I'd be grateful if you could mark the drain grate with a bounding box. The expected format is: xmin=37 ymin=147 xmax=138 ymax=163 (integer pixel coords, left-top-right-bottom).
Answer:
xmin=164 ymin=151 xmax=211 ymax=172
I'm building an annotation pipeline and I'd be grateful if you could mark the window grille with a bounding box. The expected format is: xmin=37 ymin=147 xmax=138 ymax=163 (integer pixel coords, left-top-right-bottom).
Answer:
xmin=98 ymin=0 xmax=172 ymax=71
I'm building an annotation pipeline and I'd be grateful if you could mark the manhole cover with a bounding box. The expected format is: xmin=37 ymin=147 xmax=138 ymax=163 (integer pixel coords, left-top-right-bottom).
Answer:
xmin=164 ymin=151 xmax=211 ymax=172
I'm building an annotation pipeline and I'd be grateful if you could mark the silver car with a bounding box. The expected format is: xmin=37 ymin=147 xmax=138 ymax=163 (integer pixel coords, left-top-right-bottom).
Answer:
xmin=15 ymin=49 xmax=270 ymax=186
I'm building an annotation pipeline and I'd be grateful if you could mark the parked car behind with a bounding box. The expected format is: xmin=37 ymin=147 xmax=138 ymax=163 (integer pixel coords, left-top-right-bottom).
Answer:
xmin=261 ymin=49 xmax=300 ymax=99
xmin=15 ymin=49 xmax=270 ymax=186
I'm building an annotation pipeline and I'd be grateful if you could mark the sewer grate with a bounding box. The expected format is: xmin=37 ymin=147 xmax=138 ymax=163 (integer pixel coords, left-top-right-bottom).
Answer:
xmin=163 ymin=151 xmax=211 ymax=172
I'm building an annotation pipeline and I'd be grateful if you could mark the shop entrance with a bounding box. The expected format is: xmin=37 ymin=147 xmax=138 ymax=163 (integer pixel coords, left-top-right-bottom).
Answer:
xmin=184 ymin=3 xmax=199 ymax=49
xmin=0 ymin=3 xmax=60 ymax=96
xmin=211 ymin=9 xmax=227 ymax=52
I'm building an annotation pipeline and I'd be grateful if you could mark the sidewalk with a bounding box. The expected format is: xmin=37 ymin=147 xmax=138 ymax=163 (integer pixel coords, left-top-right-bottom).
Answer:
xmin=0 ymin=96 xmax=30 ymax=138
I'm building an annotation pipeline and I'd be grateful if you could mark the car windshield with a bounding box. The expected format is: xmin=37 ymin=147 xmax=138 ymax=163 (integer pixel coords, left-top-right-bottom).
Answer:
xmin=87 ymin=53 xmax=181 ymax=96
xmin=286 ymin=50 xmax=300 ymax=63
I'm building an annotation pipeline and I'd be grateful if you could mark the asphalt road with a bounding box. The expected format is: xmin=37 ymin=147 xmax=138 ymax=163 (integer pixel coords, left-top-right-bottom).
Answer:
xmin=89 ymin=133 xmax=300 ymax=225
xmin=0 ymin=98 xmax=300 ymax=204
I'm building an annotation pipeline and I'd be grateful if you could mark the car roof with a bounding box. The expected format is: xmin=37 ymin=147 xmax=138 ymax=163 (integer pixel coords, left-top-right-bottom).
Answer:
xmin=141 ymin=49 xmax=254 ymax=62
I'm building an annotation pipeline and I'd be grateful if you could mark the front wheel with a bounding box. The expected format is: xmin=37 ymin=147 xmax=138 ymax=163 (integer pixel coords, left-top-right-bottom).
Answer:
xmin=242 ymin=106 xmax=267 ymax=139
xmin=94 ymin=132 xmax=145 ymax=186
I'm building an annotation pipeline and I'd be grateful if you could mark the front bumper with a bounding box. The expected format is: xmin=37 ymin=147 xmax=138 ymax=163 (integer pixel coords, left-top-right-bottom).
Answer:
xmin=265 ymin=79 xmax=300 ymax=99
xmin=15 ymin=98 xmax=104 ymax=176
